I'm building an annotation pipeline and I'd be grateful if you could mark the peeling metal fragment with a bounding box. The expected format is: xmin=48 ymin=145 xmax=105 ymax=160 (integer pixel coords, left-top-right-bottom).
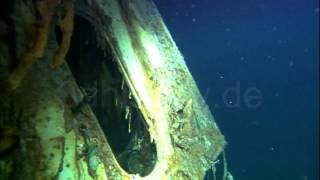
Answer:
xmin=129 ymin=92 xmax=132 ymax=100
xmin=125 ymin=106 xmax=130 ymax=120
xmin=121 ymin=79 xmax=125 ymax=90
xmin=128 ymin=112 xmax=132 ymax=133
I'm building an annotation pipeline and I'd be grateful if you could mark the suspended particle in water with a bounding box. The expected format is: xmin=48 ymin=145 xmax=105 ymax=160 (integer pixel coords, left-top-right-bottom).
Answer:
xmin=289 ymin=60 xmax=294 ymax=67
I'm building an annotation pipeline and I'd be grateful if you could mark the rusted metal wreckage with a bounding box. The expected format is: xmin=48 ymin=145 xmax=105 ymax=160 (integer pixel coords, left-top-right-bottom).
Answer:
xmin=0 ymin=0 xmax=233 ymax=179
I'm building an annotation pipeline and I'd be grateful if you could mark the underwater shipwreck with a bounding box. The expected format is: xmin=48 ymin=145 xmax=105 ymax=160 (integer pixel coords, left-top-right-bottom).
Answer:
xmin=0 ymin=0 xmax=233 ymax=179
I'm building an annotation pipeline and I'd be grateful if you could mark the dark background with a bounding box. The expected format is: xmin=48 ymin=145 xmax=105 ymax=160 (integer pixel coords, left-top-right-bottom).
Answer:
xmin=153 ymin=0 xmax=319 ymax=179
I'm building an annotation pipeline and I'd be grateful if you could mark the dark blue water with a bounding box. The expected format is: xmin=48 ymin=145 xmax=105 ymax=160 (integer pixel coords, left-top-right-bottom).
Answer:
xmin=154 ymin=0 xmax=319 ymax=179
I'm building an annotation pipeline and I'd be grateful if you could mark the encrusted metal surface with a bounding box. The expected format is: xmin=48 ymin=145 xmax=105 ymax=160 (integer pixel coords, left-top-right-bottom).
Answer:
xmin=0 ymin=0 xmax=226 ymax=179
